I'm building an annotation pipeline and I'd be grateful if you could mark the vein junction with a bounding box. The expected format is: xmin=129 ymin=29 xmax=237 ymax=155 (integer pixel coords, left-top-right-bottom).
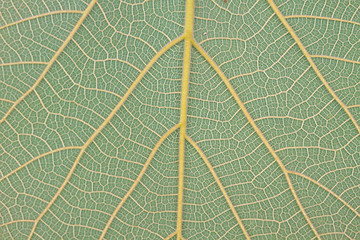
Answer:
xmin=176 ymin=0 xmax=194 ymax=239
xmin=4 ymin=0 xmax=349 ymax=239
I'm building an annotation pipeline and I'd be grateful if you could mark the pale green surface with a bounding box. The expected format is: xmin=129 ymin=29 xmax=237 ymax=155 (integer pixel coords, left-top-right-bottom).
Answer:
xmin=1 ymin=0 xmax=360 ymax=239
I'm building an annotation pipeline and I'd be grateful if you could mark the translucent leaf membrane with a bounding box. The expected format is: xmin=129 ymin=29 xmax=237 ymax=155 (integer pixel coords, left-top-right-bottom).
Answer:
xmin=1 ymin=0 xmax=359 ymax=239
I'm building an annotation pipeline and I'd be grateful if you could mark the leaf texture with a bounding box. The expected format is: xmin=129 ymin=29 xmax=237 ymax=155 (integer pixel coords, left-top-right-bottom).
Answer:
xmin=0 ymin=0 xmax=360 ymax=239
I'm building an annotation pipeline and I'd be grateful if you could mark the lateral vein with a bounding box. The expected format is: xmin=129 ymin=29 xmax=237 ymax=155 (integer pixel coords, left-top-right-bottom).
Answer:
xmin=287 ymin=170 xmax=360 ymax=219
xmin=0 ymin=61 xmax=48 ymax=67
xmin=310 ymin=55 xmax=360 ymax=65
xmin=0 ymin=146 xmax=81 ymax=183
xmin=185 ymin=135 xmax=250 ymax=240
xmin=284 ymin=15 xmax=360 ymax=27
xmin=26 ymin=20 xmax=183 ymax=240
xmin=26 ymin=3 xmax=99 ymax=237
xmin=0 ymin=10 xmax=83 ymax=31
xmin=98 ymin=124 xmax=181 ymax=239
xmin=0 ymin=2 xmax=95 ymax=126
xmin=192 ymin=39 xmax=320 ymax=240
xmin=267 ymin=0 xmax=360 ymax=136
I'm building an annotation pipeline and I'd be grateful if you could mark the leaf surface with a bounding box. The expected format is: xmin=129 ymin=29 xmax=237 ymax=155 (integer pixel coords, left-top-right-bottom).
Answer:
xmin=1 ymin=0 xmax=360 ymax=239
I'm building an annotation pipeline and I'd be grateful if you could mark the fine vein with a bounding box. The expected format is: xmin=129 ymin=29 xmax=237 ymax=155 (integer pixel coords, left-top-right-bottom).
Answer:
xmin=27 ymin=29 xmax=183 ymax=240
xmin=0 ymin=2 xmax=96 ymax=126
xmin=0 ymin=146 xmax=81 ymax=183
xmin=185 ymin=135 xmax=251 ymax=240
xmin=267 ymin=0 xmax=360 ymax=136
xmin=284 ymin=15 xmax=360 ymax=27
xmin=0 ymin=10 xmax=83 ymax=31
xmin=191 ymin=40 xmax=320 ymax=239
xmin=99 ymin=124 xmax=181 ymax=239
xmin=288 ymin=170 xmax=360 ymax=219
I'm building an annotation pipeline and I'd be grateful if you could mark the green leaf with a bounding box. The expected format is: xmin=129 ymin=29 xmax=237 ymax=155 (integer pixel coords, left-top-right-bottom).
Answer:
xmin=1 ymin=0 xmax=360 ymax=239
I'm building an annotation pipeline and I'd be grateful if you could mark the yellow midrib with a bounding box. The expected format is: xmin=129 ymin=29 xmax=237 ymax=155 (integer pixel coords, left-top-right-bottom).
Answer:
xmin=176 ymin=0 xmax=194 ymax=239
xmin=2 ymin=0 xmax=357 ymax=239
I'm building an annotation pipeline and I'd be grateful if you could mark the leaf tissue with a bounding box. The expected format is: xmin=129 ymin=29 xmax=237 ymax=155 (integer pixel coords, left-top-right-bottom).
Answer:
xmin=1 ymin=0 xmax=360 ymax=239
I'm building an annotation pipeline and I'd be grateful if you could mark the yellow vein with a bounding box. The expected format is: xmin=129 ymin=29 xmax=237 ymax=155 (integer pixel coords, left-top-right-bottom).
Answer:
xmin=185 ymin=135 xmax=250 ymax=239
xmin=28 ymin=35 xmax=183 ymax=239
xmin=99 ymin=124 xmax=181 ymax=240
xmin=284 ymin=15 xmax=360 ymax=27
xmin=96 ymin=2 xmax=157 ymax=54
xmin=164 ymin=231 xmax=177 ymax=240
xmin=267 ymin=0 xmax=360 ymax=136
xmin=348 ymin=105 xmax=360 ymax=109
xmin=310 ymin=55 xmax=360 ymax=65
xmin=0 ymin=98 xmax=14 ymax=103
xmin=0 ymin=146 xmax=81 ymax=182
xmin=0 ymin=10 xmax=83 ymax=30
xmin=0 ymin=1 xmax=97 ymax=126
xmin=287 ymin=170 xmax=360 ymax=219
xmin=0 ymin=220 xmax=35 ymax=228
xmin=191 ymin=40 xmax=321 ymax=240
xmin=47 ymin=209 xmax=103 ymax=232
xmin=0 ymin=62 xmax=48 ymax=67
xmin=107 ymin=216 xmax=164 ymax=238
xmin=177 ymin=0 xmax=194 ymax=239
xmin=319 ymin=232 xmax=352 ymax=238
xmin=1 ymin=81 xmax=26 ymax=96
xmin=33 ymin=232 xmax=46 ymax=240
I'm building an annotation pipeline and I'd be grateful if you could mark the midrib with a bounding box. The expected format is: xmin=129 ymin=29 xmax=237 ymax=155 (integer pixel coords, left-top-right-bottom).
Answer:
xmin=176 ymin=0 xmax=195 ymax=239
